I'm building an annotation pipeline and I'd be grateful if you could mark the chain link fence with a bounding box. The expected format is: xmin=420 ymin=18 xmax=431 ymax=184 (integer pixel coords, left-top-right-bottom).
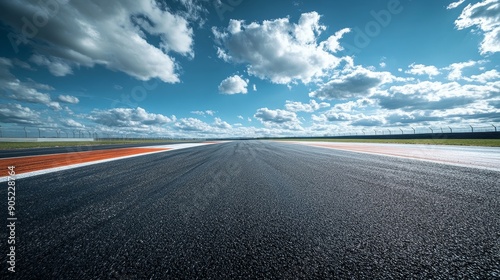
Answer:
xmin=328 ymin=124 xmax=498 ymax=137
xmin=0 ymin=124 xmax=498 ymax=140
xmin=0 ymin=126 xmax=171 ymax=140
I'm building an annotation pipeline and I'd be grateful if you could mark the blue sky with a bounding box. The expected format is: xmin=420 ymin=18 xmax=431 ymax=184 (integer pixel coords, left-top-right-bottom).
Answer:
xmin=0 ymin=0 xmax=499 ymax=138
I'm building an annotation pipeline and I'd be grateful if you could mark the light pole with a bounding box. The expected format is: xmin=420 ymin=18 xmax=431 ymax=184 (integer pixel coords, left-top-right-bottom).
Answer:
xmin=448 ymin=126 xmax=453 ymax=133
xmin=24 ymin=127 xmax=27 ymax=138
xmin=411 ymin=127 xmax=416 ymax=134
xmin=491 ymin=124 xmax=497 ymax=132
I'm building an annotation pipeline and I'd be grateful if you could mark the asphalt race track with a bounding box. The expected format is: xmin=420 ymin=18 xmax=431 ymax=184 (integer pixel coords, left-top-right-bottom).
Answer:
xmin=1 ymin=141 xmax=499 ymax=278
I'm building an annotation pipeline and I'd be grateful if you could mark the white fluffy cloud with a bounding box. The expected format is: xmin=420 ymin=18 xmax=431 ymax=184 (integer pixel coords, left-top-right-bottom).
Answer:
xmin=0 ymin=103 xmax=42 ymax=125
xmin=468 ymin=69 xmax=500 ymax=83
xmin=331 ymin=99 xmax=375 ymax=112
xmin=254 ymin=108 xmax=302 ymax=130
xmin=321 ymin=28 xmax=351 ymax=53
xmin=0 ymin=57 xmax=61 ymax=110
xmin=285 ymin=100 xmax=330 ymax=112
xmin=455 ymin=0 xmax=500 ymax=54
xmin=312 ymin=108 xmax=386 ymax=127
xmin=30 ymin=55 xmax=72 ymax=77
xmin=254 ymin=108 xmax=297 ymax=123
xmin=90 ymin=107 xmax=174 ymax=127
xmin=309 ymin=72 xmax=500 ymax=128
xmin=447 ymin=0 xmax=466 ymax=9
xmin=58 ymin=94 xmax=80 ymax=104
xmin=376 ymin=81 xmax=495 ymax=111
xmin=312 ymin=98 xmax=379 ymax=125
xmin=214 ymin=117 xmax=232 ymax=129
xmin=0 ymin=0 xmax=195 ymax=82
xmin=218 ymin=75 xmax=248 ymax=94
xmin=175 ymin=118 xmax=211 ymax=131
xmin=61 ymin=119 xmax=85 ymax=128
xmin=309 ymin=66 xmax=394 ymax=100
xmin=445 ymin=60 xmax=484 ymax=80
xmin=213 ymin=12 xmax=347 ymax=84
xmin=191 ymin=110 xmax=216 ymax=116
xmin=174 ymin=117 xmax=231 ymax=133
xmin=405 ymin=63 xmax=440 ymax=78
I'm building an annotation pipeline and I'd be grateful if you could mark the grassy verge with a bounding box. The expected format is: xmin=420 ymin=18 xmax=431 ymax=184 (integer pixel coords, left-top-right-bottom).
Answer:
xmin=1 ymin=138 xmax=499 ymax=149
xmin=0 ymin=139 xmax=195 ymax=150
xmin=276 ymin=138 xmax=500 ymax=147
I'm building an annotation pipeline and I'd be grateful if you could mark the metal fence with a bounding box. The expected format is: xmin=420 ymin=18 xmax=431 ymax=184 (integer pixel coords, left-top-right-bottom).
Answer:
xmin=329 ymin=124 xmax=498 ymax=137
xmin=0 ymin=124 xmax=498 ymax=140
xmin=0 ymin=126 xmax=171 ymax=140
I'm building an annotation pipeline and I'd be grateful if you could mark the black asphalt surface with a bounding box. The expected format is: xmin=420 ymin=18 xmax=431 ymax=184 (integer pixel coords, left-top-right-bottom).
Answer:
xmin=1 ymin=141 xmax=499 ymax=279
xmin=0 ymin=141 xmax=197 ymax=158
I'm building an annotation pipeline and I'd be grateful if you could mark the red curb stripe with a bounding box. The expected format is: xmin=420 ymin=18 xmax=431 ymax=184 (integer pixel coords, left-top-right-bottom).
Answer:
xmin=0 ymin=148 xmax=170 ymax=175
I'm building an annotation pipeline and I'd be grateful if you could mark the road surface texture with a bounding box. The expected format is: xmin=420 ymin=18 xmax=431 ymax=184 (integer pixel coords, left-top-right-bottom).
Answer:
xmin=1 ymin=141 xmax=498 ymax=279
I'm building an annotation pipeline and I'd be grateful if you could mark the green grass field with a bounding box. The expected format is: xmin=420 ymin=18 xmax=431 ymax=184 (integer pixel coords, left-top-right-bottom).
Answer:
xmin=277 ymin=138 xmax=500 ymax=147
xmin=0 ymin=139 xmax=195 ymax=150
xmin=0 ymin=138 xmax=499 ymax=150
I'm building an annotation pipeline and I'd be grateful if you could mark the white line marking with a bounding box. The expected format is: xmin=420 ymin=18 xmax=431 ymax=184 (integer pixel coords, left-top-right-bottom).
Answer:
xmin=283 ymin=141 xmax=500 ymax=172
